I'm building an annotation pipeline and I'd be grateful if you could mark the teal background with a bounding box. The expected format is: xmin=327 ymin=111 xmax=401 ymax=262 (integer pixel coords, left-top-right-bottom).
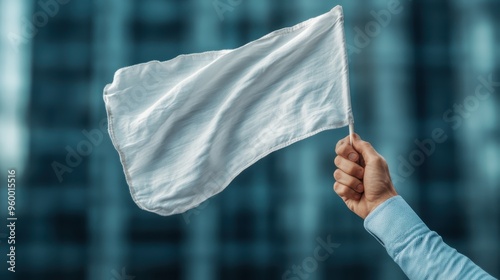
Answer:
xmin=0 ymin=0 xmax=498 ymax=279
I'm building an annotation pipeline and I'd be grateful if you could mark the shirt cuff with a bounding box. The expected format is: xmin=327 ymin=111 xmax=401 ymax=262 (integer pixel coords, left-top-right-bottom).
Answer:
xmin=364 ymin=195 xmax=424 ymax=247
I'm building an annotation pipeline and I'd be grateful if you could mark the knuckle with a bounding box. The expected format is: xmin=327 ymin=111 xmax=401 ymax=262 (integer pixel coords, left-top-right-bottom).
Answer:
xmin=335 ymin=140 xmax=344 ymax=153
xmin=335 ymin=145 xmax=345 ymax=156
xmin=380 ymin=156 xmax=389 ymax=168
xmin=361 ymin=141 xmax=372 ymax=149
xmin=334 ymin=156 xmax=341 ymax=167
xmin=374 ymin=156 xmax=386 ymax=166
xmin=333 ymin=182 xmax=340 ymax=192
xmin=333 ymin=169 xmax=342 ymax=180
xmin=336 ymin=185 xmax=347 ymax=196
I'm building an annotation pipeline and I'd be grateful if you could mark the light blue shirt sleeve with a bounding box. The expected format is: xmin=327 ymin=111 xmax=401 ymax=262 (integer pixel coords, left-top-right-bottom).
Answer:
xmin=364 ymin=196 xmax=496 ymax=280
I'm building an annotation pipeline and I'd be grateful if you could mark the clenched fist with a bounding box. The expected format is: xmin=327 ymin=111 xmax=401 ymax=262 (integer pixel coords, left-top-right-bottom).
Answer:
xmin=333 ymin=134 xmax=397 ymax=219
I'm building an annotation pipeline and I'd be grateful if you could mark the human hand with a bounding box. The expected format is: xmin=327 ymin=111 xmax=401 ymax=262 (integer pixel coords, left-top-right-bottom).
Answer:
xmin=333 ymin=134 xmax=397 ymax=219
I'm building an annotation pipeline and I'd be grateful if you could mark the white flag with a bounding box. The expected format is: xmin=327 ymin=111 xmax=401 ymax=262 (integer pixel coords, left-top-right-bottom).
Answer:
xmin=104 ymin=5 xmax=353 ymax=216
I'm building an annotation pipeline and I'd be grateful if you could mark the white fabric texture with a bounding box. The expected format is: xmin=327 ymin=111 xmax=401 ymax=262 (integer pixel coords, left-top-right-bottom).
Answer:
xmin=104 ymin=5 xmax=353 ymax=216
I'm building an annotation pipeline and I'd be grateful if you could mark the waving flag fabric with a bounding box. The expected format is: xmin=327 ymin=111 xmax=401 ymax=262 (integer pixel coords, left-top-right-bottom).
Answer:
xmin=104 ymin=5 xmax=353 ymax=216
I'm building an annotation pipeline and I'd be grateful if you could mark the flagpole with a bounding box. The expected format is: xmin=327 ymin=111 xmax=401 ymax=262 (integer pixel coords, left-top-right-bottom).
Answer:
xmin=349 ymin=123 xmax=354 ymax=145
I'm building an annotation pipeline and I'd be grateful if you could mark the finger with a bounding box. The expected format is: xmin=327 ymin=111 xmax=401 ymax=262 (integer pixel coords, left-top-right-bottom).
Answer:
xmin=335 ymin=135 xmax=359 ymax=162
xmin=333 ymin=182 xmax=362 ymax=201
xmin=351 ymin=134 xmax=380 ymax=163
xmin=334 ymin=156 xmax=364 ymax=180
xmin=335 ymin=136 xmax=349 ymax=153
xmin=333 ymin=169 xmax=364 ymax=193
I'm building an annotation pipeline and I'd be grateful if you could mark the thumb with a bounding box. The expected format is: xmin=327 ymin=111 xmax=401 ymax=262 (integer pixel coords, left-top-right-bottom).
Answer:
xmin=351 ymin=134 xmax=379 ymax=163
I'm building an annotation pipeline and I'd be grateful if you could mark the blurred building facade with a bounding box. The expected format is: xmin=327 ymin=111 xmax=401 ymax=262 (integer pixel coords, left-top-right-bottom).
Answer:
xmin=0 ymin=0 xmax=498 ymax=279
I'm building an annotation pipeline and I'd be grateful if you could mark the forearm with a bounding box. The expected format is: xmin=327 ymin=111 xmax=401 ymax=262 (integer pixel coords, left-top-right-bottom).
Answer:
xmin=364 ymin=196 xmax=495 ymax=280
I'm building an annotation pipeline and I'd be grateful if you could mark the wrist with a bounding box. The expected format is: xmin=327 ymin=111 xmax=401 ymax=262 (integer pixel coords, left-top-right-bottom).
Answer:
xmin=367 ymin=191 xmax=397 ymax=219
